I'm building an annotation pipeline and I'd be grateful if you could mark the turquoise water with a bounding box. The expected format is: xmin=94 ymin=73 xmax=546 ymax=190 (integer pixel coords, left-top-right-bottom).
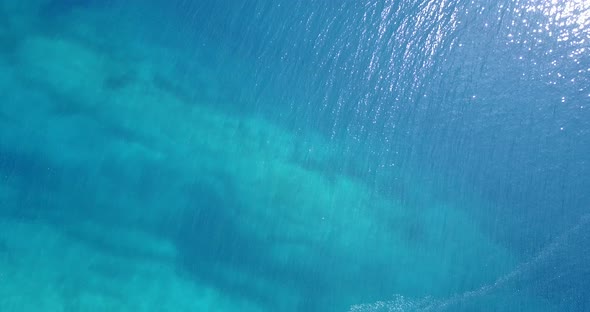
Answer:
xmin=0 ymin=1 xmax=588 ymax=311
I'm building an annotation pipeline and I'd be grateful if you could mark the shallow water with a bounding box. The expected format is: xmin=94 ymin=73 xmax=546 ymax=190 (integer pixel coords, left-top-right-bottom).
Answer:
xmin=1 ymin=1 xmax=589 ymax=311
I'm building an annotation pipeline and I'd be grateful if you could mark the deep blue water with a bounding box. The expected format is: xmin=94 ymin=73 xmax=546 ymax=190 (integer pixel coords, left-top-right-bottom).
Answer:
xmin=0 ymin=0 xmax=589 ymax=311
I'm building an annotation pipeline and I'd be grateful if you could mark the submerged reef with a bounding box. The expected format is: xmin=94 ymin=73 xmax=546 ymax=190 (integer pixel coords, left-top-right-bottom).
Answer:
xmin=0 ymin=2 xmax=538 ymax=312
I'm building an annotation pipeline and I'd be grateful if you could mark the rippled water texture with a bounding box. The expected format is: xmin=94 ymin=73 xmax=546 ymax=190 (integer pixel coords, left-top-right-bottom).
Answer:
xmin=1 ymin=0 xmax=589 ymax=311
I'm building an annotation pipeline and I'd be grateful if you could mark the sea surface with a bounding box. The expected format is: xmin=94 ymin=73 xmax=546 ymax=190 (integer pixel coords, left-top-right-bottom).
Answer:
xmin=1 ymin=1 xmax=589 ymax=311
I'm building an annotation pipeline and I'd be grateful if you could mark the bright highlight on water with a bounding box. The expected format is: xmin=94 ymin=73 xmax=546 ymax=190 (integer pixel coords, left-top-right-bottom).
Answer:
xmin=0 ymin=1 xmax=588 ymax=311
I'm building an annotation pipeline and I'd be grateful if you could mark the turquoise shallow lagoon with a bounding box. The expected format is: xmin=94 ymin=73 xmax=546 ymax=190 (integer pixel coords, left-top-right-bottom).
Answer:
xmin=1 ymin=1 xmax=589 ymax=311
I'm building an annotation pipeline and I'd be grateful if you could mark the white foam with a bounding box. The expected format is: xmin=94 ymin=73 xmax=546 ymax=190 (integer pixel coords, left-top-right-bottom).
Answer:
xmin=350 ymin=214 xmax=590 ymax=311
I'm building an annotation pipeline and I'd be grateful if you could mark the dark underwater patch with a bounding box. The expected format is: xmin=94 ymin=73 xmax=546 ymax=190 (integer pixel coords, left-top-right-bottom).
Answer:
xmin=41 ymin=0 xmax=112 ymax=15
